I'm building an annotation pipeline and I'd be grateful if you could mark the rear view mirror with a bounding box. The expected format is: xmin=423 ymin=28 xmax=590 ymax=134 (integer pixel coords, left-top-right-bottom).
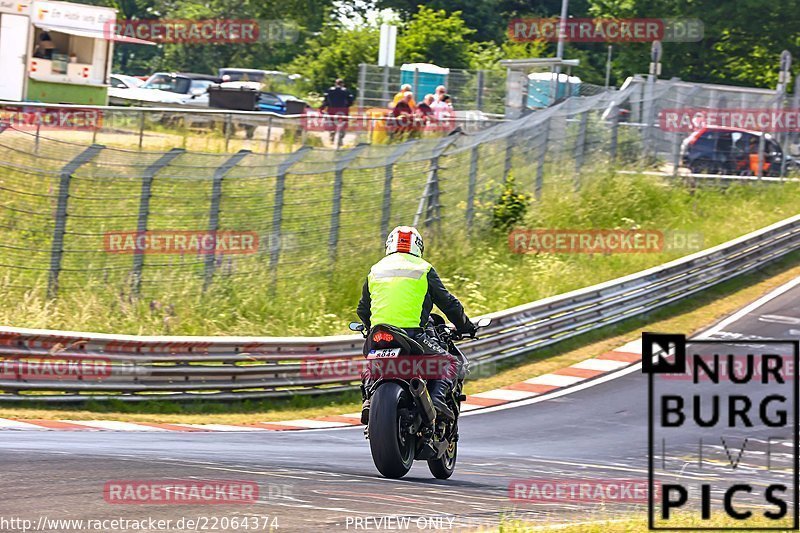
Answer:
xmin=349 ymin=322 xmax=365 ymax=332
xmin=476 ymin=317 xmax=492 ymax=328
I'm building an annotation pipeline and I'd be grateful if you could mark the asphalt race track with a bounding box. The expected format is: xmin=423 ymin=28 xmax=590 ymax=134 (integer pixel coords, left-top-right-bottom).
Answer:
xmin=2 ymin=278 xmax=800 ymax=532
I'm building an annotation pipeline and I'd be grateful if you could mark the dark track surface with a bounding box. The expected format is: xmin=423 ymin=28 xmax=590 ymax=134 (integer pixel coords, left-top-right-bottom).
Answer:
xmin=2 ymin=279 xmax=799 ymax=532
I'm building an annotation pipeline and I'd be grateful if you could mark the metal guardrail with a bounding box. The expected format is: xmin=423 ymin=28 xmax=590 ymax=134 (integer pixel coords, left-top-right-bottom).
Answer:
xmin=2 ymin=214 xmax=800 ymax=402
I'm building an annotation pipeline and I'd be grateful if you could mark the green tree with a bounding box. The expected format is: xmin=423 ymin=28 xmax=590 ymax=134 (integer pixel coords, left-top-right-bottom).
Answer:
xmin=286 ymin=23 xmax=380 ymax=94
xmin=374 ymin=0 xmax=590 ymax=43
xmin=108 ymin=0 xmax=333 ymax=75
xmin=588 ymin=0 xmax=800 ymax=88
xmin=396 ymin=7 xmax=475 ymax=69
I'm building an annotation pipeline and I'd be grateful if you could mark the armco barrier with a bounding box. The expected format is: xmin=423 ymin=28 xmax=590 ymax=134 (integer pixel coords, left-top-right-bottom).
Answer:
xmin=1 ymin=214 xmax=799 ymax=401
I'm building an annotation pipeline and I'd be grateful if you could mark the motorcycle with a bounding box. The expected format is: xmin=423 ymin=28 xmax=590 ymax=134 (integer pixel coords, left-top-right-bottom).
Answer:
xmin=348 ymin=315 xmax=492 ymax=479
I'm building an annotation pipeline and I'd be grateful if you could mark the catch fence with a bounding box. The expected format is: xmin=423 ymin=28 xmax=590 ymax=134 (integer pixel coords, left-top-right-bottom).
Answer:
xmin=0 ymin=76 xmax=795 ymax=301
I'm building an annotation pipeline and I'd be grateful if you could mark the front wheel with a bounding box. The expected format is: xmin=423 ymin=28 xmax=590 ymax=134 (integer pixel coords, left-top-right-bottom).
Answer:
xmin=369 ymin=382 xmax=415 ymax=479
xmin=427 ymin=440 xmax=457 ymax=479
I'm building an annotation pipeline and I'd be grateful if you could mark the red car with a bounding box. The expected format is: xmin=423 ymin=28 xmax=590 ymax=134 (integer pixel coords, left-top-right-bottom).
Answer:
xmin=680 ymin=126 xmax=797 ymax=176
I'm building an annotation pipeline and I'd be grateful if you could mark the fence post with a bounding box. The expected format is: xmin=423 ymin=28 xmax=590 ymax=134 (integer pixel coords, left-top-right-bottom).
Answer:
xmin=382 ymin=66 xmax=391 ymax=107
xmin=504 ymin=134 xmax=515 ymax=182
xmin=138 ymin=110 xmax=145 ymax=149
xmin=535 ymin=117 xmax=551 ymax=201
xmin=757 ymin=134 xmax=765 ymax=180
xmin=265 ymin=115 xmax=273 ymax=155
xmin=47 ymin=144 xmax=104 ymax=298
xmin=381 ymin=143 xmax=414 ymax=238
xmin=414 ymin=134 xmax=460 ymax=228
xmin=631 ymin=78 xmax=643 ymax=123
xmin=609 ymin=105 xmax=619 ymax=164
xmin=203 ymin=150 xmax=251 ymax=291
xmin=224 ymin=113 xmax=233 ymax=152
xmin=269 ymin=146 xmax=310 ymax=289
xmin=573 ymin=111 xmax=588 ymax=189
xmin=476 ymin=70 xmax=485 ymax=112
xmin=132 ymin=148 xmax=184 ymax=296
xmin=358 ymin=63 xmax=367 ymax=109
xmin=641 ymin=76 xmax=655 ymax=156
xmin=329 ymin=144 xmax=369 ymax=263
xmin=466 ymin=145 xmax=479 ymax=232
xmin=671 ymin=89 xmax=690 ymax=178
xmin=792 ymin=75 xmax=800 ymax=149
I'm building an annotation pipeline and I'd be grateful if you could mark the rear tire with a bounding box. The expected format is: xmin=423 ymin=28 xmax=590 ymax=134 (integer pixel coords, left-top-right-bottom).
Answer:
xmin=427 ymin=440 xmax=457 ymax=479
xmin=369 ymin=382 xmax=415 ymax=479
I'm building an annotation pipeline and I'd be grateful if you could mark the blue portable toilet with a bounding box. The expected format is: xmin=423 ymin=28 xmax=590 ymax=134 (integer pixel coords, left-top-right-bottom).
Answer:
xmin=400 ymin=63 xmax=449 ymax=100
xmin=527 ymin=72 xmax=581 ymax=108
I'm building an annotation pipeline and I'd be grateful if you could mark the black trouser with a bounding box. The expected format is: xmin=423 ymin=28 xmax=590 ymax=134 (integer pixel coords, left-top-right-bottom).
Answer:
xmin=403 ymin=328 xmax=465 ymax=395
xmin=361 ymin=328 xmax=465 ymax=401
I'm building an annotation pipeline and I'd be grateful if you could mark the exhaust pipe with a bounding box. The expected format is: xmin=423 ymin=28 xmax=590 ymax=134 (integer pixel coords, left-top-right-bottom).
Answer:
xmin=409 ymin=378 xmax=436 ymax=425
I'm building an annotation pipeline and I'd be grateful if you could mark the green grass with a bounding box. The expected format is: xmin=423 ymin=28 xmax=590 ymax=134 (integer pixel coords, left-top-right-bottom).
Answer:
xmin=3 ymin=167 xmax=798 ymax=336
xmin=496 ymin=512 xmax=796 ymax=532
xmin=5 ymin=247 xmax=800 ymax=422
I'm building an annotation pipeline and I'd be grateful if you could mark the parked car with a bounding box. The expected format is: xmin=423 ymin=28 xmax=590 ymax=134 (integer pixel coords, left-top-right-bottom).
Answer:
xmin=210 ymin=81 xmax=309 ymax=114
xmin=681 ymin=126 xmax=799 ymax=176
xmin=217 ymin=68 xmax=304 ymax=87
xmin=257 ymin=92 xmax=309 ymax=115
xmin=108 ymin=72 xmax=221 ymax=107
xmin=207 ymin=82 xmax=310 ymax=138
xmin=109 ymin=74 xmax=145 ymax=89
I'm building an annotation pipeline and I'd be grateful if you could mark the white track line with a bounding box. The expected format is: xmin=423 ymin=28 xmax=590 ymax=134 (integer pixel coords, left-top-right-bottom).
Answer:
xmin=464 ymin=274 xmax=800 ymax=417
xmin=68 ymin=420 xmax=170 ymax=432
xmin=524 ymin=374 xmax=584 ymax=387
xmin=0 ymin=418 xmax=48 ymax=430
xmin=269 ymin=419 xmax=355 ymax=429
xmin=571 ymin=358 xmax=629 ymax=371
xmin=470 ymin=389 xmax=537 ymax=401
xmin=175 ymin=424 xmax=270 ymax=432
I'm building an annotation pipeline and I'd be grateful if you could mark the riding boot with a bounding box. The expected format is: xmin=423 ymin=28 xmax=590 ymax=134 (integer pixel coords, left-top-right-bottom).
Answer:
xmin=427 ymin=379 xmax=455 ymax=420
xmin=360 ymin=381 xmax=370 ymax=425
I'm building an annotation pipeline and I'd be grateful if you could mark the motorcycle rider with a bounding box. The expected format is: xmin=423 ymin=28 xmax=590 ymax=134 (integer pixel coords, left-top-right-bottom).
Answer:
xmin=357 ymin=226 xmax=476 ymax=422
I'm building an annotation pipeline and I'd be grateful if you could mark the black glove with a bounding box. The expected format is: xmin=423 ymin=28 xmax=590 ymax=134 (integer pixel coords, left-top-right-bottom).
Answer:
xmin=459 ymin=321 xmax=478 ymax=338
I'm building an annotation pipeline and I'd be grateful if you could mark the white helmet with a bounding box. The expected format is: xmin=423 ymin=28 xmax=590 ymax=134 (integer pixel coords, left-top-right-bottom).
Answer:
xmin=385 ymin=226 xmax=424 ymax=257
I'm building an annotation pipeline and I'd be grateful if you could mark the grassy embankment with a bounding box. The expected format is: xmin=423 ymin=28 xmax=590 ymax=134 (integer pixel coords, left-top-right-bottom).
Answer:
xmin=2 ymin=173 xmax=800 ymax=421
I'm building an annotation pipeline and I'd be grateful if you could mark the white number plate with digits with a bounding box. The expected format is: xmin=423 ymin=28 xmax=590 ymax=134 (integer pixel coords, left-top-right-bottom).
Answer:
xmin=367 ymin=348 xmax=401 ymax=359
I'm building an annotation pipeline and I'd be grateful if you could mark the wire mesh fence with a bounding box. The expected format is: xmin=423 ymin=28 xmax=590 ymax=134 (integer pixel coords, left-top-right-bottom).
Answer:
xmin=357 ymin=63 xmax=608 ymax=115
xmin=1 ymin=76 xmax=794 ymax=300
xmin=0 ymin=102 xmax=508 ymax=154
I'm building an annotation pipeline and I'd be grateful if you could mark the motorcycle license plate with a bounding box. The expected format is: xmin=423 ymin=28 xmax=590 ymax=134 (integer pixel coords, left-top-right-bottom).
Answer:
xmin=367 ymin=348 xmax=401 ymax=359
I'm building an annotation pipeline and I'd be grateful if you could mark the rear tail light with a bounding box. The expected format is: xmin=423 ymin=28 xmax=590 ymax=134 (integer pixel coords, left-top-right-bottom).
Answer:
xmin=372 ymin=331 xmax=394 ymax=342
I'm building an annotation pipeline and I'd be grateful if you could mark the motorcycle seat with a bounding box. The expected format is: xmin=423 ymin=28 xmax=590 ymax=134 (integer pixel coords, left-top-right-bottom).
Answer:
xmin=365 ymin=324 xmax=427 ymax=355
